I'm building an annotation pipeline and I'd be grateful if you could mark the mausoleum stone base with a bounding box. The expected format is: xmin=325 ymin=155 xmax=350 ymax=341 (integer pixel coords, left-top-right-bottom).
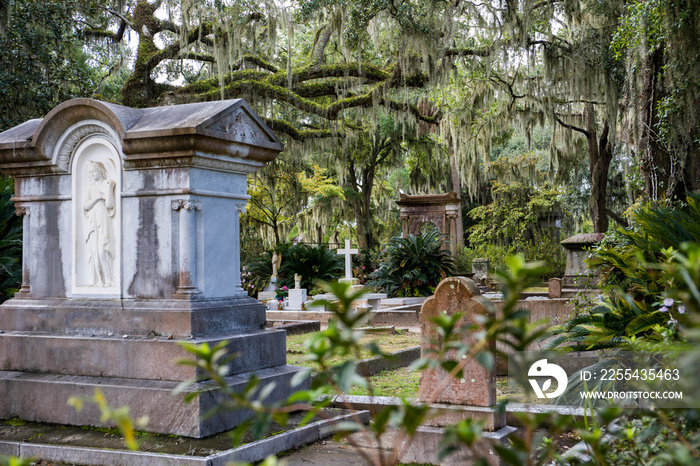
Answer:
xmin=0 ymin=328 xmax=287 ymax=380
xmin=0 ymin=295 xmax=305 ymax=437
xmin=0 ymin=296 xmax=265 ymax=337
xmin=0 ymin=365 xmax=305 ymax=438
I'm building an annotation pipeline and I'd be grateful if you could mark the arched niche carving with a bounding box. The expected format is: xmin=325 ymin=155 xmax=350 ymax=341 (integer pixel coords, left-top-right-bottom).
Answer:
xmin=396 ymin=192 xmax=461 ymax=256
xmin=71 ymin=134 xmax=122 ymax=296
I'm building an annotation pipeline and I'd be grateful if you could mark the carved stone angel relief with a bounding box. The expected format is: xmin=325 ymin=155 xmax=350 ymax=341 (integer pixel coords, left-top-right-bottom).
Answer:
xmin=71 ymin=135 xmax=121 ymax=295
xmin=83 ymin=161 xmax=116 ymax=287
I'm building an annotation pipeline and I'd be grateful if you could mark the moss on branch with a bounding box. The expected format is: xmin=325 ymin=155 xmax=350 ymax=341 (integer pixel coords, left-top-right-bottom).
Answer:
xmin=264 ymin=119 xmax=341 ymax=141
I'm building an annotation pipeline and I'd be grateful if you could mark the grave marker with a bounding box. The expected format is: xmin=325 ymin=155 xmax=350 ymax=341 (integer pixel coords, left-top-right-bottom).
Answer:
xmin=337 ymin=239 xmax=359 ymax=285
xmin=419 ymin=276 xmax=497 ymax=408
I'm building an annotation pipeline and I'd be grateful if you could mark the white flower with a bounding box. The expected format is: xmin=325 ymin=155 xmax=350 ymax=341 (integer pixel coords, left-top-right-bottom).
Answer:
xmin=659 ymin=306 xmax=669 ymax=313
xmin=663 ymin=298 xmax=675 ymax=307
xmin=678 ymin=306 xmax=686 ymax=314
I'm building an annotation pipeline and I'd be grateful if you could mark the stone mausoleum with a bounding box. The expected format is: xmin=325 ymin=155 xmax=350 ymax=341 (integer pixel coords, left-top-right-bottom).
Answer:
xmin=0 ymin=98 xmax=304 ymax=437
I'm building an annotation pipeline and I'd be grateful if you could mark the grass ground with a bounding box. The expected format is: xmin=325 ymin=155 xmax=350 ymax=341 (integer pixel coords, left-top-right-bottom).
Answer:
xmin=285 ymin=331 xmax=533 ymax=401
xmin=285 ymin=329 xmax=421 ymax=367
xmin=347 ymin=367 xmax=422 ymax=398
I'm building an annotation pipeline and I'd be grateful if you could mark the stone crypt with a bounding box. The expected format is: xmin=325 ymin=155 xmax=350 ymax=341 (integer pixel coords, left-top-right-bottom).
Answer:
xmin=0 ymin=98 xmax=305 ymax=437
xmin=396 ymin=192 xmax=461 ymax=256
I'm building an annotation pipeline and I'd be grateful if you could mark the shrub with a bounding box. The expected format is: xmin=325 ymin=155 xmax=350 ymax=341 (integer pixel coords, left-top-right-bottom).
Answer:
xmin=243 ymin=243 xmax=343 ymax=295
xmin=0 ymin=177 xmax=21 ymax=302
xmin=242 ymin=250 xmax=274 ymax=297
xmin=368 ymin=232 xmax=456 ymax=297
xmin=277 ymin=243 xmax=343 ymax=290
xmin=549 ymin=194 xmax=700 ymax=350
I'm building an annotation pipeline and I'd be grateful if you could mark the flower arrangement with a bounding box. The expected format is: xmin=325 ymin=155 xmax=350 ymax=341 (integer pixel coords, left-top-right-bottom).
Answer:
xmin=240 ymin=266 xmax=256 ymax=296
xmin=275 ymin=285 xmax=288 ymax=301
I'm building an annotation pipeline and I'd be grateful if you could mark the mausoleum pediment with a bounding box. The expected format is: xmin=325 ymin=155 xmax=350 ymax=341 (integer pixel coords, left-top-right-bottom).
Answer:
xmin=0 ymin=98 xmax=283 ymax=176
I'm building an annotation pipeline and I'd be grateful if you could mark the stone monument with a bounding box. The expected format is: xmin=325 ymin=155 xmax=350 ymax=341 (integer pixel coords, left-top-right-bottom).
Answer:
xmin=0 ymin=98 xmax=305 ymax=437
xmin=257 ymin=251 xmax=281 ymax=301
xmin=396 ymin=192 xmax=462 ymax=256
xmin=560 ymin=233 xmax=605 ymax=288
xmin=337 ymin=239 xmax=359 ymax=285
xmin=471 ymin=258 xmax=489 ymax=285
xmin=288 ymin=274 xmax=307 ymax=310
xmin=400 ymin=276 xmax=515 ymax=465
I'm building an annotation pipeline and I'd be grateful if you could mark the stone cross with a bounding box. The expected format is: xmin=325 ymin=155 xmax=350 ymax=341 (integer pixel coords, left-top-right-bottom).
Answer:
xmin=337 ymin=239 xmax=359 ymax=282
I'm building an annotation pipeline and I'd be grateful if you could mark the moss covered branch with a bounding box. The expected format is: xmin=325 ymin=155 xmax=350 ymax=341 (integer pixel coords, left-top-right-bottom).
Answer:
xmin=264 ymin=118 xmax=342 ymax=141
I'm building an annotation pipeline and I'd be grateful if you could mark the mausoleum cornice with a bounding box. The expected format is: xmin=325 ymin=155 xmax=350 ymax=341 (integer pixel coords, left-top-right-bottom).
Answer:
xmin=0 ymin=98 xmax=283 ymax=177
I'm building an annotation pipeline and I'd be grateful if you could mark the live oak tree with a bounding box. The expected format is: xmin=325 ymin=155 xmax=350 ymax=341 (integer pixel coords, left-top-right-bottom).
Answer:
xmin=0 ymin=0 xmax=100 ymax=130
xmin=612 ymin=0 xmax=700 ymax=201
xmin=19 ymin=0 xmax=698 ymax=245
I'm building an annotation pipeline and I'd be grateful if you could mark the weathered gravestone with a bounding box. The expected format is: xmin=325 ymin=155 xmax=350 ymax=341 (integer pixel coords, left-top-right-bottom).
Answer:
xmin=400 ymin=276 xmax=515 ymax=465
xmin=471 ymin=258 xmax=489 ymax=285
xmin=0 ymin=98 xmax=305 ymax=437
xmin=419 ymin=276 xmax=498 ymax=410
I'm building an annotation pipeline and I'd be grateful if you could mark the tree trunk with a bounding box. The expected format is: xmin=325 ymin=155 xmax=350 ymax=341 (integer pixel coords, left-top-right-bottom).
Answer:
xmin=354 ymin=197 xmax=368 ymax=249
xmin=585 ymin=104 xmax=613 ymax=233
xmin=316 ymin=223 xmax=323 ymax=245
xmin=637 ymin=46 xmax=666 ymax=201
xmin=273 ymin=222 xmax=280 ymax=246
xmin=353 ymin=168 xmax=374 ymax=250
xmin=448 ymin=138 xmax=464 ymax=252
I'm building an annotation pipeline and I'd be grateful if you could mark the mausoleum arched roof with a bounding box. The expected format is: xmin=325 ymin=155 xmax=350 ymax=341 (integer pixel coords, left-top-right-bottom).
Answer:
xmin=0 ymin=98 xmax=283 ymax=176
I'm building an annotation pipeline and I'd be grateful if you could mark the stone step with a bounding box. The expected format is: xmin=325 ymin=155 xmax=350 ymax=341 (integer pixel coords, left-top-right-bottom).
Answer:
xmin=0 ymin=296 xmax=266 ymax=338
xmin=0 ymin=328 xmax=286 ymax=382
xmin=0 ymin=364 xmax=306 ymax=438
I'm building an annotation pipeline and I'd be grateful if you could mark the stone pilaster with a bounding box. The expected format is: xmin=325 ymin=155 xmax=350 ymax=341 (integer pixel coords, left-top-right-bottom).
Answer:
xmin=172 ymin=199 xmax=202 ymax=296
xmin=15 ymin=205 xmax=30 ymax=295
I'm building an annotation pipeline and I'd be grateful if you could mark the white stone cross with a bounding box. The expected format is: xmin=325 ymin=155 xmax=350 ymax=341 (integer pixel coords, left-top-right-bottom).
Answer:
xmin=337 ymin=239 xmax=359 ymax=281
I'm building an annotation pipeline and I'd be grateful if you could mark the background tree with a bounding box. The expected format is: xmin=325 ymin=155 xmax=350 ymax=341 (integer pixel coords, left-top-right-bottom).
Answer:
xmin=613 ymin=0 xmax=700 ymax=200
xmin=0 ymin=0 xmax=100 ymax=130
xmin=5 ymin=0 xmax=698 ymax=255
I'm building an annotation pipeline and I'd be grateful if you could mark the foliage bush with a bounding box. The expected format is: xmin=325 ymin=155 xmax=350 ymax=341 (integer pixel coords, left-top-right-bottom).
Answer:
xmin=549 ymin=194 xmax=700 ymax=350
xmin=0 ymin=178 xmax=22 ymax=302
xmin=466 ymin=180 xmax=567 ymax=279
xmin=368 ymin=232 xmax=456 ymax=297
xmin=241 ymin=250 xmax=274 ymax=297
xmin=278 ymin=243 xmax=343 ymax=290
xmin=457 ymin=233 xmax=564 ymax=280
xmin=243 ymin=243 xmax=344 ymax=296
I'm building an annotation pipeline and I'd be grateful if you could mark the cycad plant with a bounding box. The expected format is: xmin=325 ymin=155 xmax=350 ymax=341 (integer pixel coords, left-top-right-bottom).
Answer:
xmin=242 ymin=250 xmax=273 ymax=296
xmin=244 ymin=243 xmax=343 ymax=295
xmin=278 ymin=243 xmax=343 ymax=290
xmin=369 ymin=232 xmax=456 ymax=297
xmin=550 ymin=194 xmax=700 ymax=350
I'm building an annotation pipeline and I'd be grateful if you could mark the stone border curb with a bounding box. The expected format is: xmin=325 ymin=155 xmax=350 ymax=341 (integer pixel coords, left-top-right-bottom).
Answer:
xmin=266 ymin=319 xmax=321 ymax=335
xmin=355 ymin=346 xmax=420 ymax=377
xmin=0 ymin=410 xmax=370 ymax=466
xmin=266 ymin=309 xmax=419 ymax=325
xmin=323 ymin=395 xmax=591 ymax=425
